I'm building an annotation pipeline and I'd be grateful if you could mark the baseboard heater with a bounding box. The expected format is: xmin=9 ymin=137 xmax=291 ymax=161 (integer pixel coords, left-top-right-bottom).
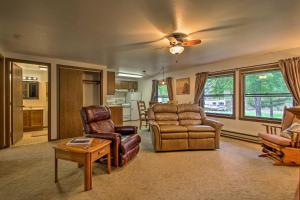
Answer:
xmin=221 ymin=130 xmax=261 ymax=144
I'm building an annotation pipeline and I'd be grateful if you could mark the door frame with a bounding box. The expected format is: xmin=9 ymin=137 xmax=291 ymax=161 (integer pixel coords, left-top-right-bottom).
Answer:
xmin=0 ymin=55 xmax=4 ymax=148
xmin=57 ymin=64 xmax=103 ymax=139
xmin=5 ymin=58 xmax=51 ymax=147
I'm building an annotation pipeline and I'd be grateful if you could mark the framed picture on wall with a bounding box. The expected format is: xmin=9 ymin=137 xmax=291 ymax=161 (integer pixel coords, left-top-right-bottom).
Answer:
xmin=176 ymin=78 xmax=190 ymax=95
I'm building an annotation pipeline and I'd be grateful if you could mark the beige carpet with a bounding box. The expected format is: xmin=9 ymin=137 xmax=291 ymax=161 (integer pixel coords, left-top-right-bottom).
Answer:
xmin=0 ymin=129 xmax=299 ymax=200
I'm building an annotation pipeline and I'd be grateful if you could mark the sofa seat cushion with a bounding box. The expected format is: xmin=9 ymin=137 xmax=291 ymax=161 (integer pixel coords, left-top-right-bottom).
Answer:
xmin=160 ymin=125 xmax=188 ymax=133
xmin=189 ymin=132 xmax=215 ymax=139
xmin=258 ymin=133 xmax=291 ymax=146
xmin=185 ymin=125 xmax=215 ymax=132
xmin=161 ymin=132 xmax=188 ymax=139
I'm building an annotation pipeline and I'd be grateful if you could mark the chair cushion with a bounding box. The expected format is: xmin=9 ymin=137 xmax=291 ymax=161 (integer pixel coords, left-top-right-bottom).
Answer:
xmin=161 ymin=132 xmax=188 ymax=139
xmin=189 ymin=132 xmax=215 ymax=139
xmin=258 ymin=133 xmax=291 ymax=146
xmin=160 ymin=125 xmax=188 ymax=133
xmin=185 ymin=125 xmax=215 ymax=132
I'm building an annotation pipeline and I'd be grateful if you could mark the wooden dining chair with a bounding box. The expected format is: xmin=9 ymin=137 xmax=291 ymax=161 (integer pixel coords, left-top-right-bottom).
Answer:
xmin=137 ymin=101 xmax=148 ymax=130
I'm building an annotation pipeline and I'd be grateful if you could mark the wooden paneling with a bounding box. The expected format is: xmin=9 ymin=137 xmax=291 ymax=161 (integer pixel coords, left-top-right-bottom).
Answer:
xmin=59 ymin=67 xmax=83 ymax=139
xmin=0 ymin=55 xmax=4 ymax=148
xmin=109 ymin=106 xmax=123 ymax=126
xmin=12 ymin=63 xmax=23 ymax=144
xmin=107 ymin=71 xmax=115 ymax=95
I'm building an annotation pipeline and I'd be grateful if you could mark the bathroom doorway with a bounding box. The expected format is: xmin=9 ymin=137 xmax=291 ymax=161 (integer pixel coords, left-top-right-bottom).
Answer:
xmin=5 ymin=58 xmax=51 ymax=147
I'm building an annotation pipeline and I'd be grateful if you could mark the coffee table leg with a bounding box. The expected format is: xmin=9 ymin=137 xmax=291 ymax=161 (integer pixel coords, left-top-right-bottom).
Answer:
xmin=107 ymin=152 xmax=111 ymax=174
xmin=55 ymin=157 xmax=58 ymax=183
xmin=84 ymin=154 xmax=92 ymax=191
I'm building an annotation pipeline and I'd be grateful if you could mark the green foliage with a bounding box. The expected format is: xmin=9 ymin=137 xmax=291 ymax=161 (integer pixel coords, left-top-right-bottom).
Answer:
xmin=245 ymin=70 xmax=289 ymax=94
xmin=204 ymin=75 xmax=233 ymax=95
xmin=158 ymin=84 xmax=168 ymax=97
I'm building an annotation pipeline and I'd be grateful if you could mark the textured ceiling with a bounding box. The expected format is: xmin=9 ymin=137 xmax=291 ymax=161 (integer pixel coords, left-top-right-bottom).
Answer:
xmin=1 ymin=0 xmax=300 ymax=76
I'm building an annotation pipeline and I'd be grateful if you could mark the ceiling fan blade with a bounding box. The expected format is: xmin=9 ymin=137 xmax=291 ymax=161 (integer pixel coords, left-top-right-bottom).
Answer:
xmin=188 ymin=18 xmax=248 ymax=36
xmin=182 ymin=39 xmax=202 ymax=46
xmin=116 ymin=36 xmax=166 ymax=51
xmin=138 ymin=0 xmax=177 ymax=34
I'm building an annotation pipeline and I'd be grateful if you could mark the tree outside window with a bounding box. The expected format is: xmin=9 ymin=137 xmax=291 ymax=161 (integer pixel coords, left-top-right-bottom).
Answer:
xmin=243 ymin=69 xmax=293 ymax=120
xmin=158 ymin=84 xmax=169 ymax=103
xmin=202 ymin=73 xmax=235 ymax=117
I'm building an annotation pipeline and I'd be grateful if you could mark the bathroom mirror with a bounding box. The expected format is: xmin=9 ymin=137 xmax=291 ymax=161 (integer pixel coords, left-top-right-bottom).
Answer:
xmin=23 ymin=81 xmax=39 ymax=99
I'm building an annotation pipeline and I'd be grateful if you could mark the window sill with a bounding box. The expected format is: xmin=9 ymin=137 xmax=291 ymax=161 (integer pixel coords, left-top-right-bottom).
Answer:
xmin=239 ymin=116 xmax=281 ymax=124
xmin=206 ymin=113 xmax=236 ymax=119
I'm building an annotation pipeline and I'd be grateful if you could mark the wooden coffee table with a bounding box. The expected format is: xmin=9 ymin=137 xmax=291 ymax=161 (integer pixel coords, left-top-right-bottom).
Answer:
xmin=53 ymin=138 xmax=111 ymax=191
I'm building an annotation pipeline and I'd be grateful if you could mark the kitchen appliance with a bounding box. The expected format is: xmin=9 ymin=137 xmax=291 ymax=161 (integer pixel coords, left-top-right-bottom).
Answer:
xmin=126 ymin=92 xmax=142 ymax=121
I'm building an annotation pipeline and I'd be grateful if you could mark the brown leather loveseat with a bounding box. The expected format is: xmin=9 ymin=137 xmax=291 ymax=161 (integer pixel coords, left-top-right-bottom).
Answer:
xmin=149 ymin=104 xmax=224 ymax=152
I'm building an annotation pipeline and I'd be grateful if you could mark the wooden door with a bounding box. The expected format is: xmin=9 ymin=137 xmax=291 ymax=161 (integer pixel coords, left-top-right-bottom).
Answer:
xmin=12 ymin=63 xmax=23 ymax=144
xmin=59 ymin=67 xmax=83 ymax=139
xmin=107 ymin=71 xmax=115 ymax=95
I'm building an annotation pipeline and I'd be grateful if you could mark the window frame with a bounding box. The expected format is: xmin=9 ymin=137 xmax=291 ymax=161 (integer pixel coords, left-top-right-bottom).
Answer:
xmin=201 ymin=70 xmax=236 ymax=119
xmin=157 ymin=82 xmax=169 ymax=103
xmin=239 ymin=64 xmax=292 ymax=124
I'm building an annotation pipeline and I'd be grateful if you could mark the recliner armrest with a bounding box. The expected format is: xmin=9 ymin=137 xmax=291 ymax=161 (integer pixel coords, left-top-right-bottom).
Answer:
xmin=115 ymin=126 xmax=137 ymax=135
xmin=86 ymin=132 xmax=121 ymax=143
xmin=203 ymin=119 xmax=224 ymax=130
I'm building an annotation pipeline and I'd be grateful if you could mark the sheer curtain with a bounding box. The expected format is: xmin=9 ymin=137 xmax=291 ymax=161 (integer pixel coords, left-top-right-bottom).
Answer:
xmin=279 ymin=57 xmax=300 ymax=105
xmin=194 ymin=72 xmax=208 ymax=104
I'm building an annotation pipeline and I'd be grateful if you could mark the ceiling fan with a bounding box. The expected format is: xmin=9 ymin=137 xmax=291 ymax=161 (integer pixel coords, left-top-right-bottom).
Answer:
xmin=167 ymin=32 xmax=202 ymax=55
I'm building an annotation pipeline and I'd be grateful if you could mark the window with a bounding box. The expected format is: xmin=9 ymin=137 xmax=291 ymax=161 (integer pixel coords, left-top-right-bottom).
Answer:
xmin=157 ymin=84 xmax=169 ymax=103
xmin=202 ymin=72 xmax=235 ymax=118
xmin=240 ymin=66 xmax=293 ymax=122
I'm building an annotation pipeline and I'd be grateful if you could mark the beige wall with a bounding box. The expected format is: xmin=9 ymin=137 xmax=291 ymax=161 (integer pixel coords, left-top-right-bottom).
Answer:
xmin=4 ymin=52 xmax=107 ymax=140
xmin=139 ymin=47 xmax=300 ymax=136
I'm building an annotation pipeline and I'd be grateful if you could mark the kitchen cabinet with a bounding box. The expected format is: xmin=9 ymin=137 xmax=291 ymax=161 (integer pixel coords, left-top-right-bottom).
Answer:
xmin=109 ymin=106 xmax=123 ymax=126
xmin=107 ymin=71 xmax=115 ymax=95
xmin=115 ymin=80 xmax=138 ymax=91
xmin=23 ymin=109 xmax=43 ymax=131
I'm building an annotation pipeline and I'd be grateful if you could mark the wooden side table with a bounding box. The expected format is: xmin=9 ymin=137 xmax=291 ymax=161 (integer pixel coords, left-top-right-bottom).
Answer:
xmin=53 ymin=138 xmax=111 ymax=191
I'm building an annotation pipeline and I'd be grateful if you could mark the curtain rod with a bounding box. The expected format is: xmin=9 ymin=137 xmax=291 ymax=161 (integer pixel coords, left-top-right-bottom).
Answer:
xmin=207 ymin=61 xmax=279 ymax=75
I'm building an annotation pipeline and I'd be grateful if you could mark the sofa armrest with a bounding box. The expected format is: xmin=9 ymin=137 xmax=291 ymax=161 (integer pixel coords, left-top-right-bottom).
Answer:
xmin=149 ymin=122 xmax=161 ymax=151
xmin=115 ymin=126 xmax=138 ymax=135
xmin=203 ymin=119 xmax=224 ymax=130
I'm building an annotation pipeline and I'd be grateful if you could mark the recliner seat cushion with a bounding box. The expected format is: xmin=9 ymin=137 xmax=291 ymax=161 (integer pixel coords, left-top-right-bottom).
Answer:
xmin=161 ymin=132 xmax=188 ymax=139
xmin=259 ymin=133 xmax=291 ymax=146
xmin=189 ymin=132 xmax=215 ymax=139
xmin=160 ymin=125 xmax=188 ymax=133
xmin=185 ymin=125 xmax=215 ymax=132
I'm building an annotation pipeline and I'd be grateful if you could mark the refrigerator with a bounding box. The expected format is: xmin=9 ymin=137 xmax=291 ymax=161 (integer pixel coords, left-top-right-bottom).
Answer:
xmin=126 ymin=92 xmax=142 ymax=120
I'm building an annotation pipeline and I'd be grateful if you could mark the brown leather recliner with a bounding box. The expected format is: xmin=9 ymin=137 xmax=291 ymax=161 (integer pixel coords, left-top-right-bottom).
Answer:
xmin=80 ymin=105 xmax=141 ymax=167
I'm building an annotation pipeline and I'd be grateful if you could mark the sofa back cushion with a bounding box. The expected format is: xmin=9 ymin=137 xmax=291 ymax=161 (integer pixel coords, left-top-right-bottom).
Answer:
xmin=153 ymin=104 xmax=179 ymax=125
xmin=177 ymin=104 xmax=202 ymax=125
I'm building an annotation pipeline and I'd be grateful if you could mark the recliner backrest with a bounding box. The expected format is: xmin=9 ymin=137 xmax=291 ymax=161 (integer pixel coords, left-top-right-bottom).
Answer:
xmin=153 ymin=104 xmax=179 ymax=125
xmin=177 ymin=104 xmax=204 ymax=125
xmin=81 ymin=105 xmax=115 ymax=134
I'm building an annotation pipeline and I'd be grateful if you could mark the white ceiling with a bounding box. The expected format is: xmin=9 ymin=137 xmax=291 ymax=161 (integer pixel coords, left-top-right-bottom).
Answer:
xmin=1 ymin=0 xmax=300 ymax=76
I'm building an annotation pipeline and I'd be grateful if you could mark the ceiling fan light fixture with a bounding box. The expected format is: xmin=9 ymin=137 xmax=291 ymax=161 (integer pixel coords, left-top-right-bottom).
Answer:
xmin=169 ymin=45 xmax=184 ymax=55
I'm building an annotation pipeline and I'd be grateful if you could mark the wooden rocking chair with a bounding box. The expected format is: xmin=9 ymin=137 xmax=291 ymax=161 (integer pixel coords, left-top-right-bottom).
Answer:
xmin=258 ymin=106 xmax=300 ymax=166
